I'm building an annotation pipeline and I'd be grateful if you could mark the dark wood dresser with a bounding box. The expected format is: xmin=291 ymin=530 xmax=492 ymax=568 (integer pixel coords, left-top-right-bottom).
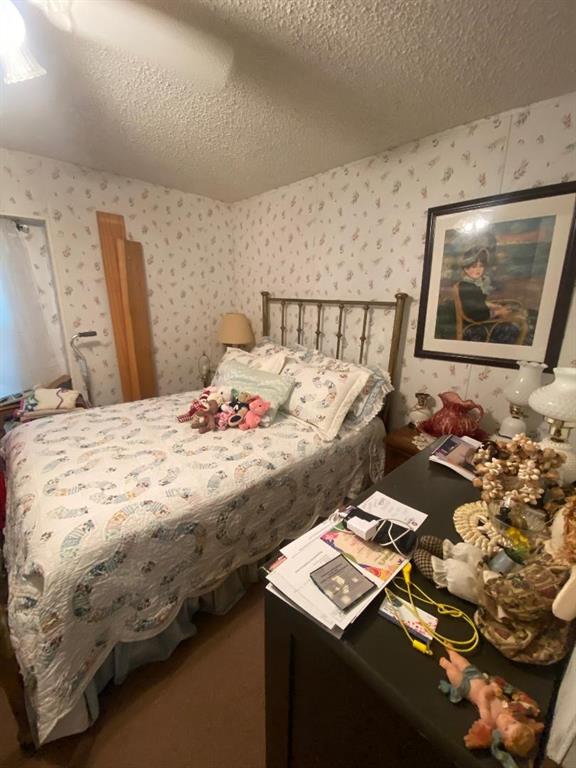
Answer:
xmin=265 ymin=447 xmax=562 ymax=768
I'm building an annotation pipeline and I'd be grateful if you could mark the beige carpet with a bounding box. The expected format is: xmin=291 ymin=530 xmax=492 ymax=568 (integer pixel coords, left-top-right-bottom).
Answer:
xmin=0 ymin=585 xmax=265 ymax=768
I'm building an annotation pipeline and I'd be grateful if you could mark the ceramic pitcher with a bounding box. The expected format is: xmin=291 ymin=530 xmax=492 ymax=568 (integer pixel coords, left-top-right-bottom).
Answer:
xmin=420 ymin=391 xmax=485 ymax=438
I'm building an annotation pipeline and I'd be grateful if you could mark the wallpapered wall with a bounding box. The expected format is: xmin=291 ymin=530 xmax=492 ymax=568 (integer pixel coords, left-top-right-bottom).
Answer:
xmin=1 ymin=90 xmax=575 ymax=428
xmin=232 ymin=91 xmax=576 ymax=430
xmin=0 ymin=152 xmax=234 ymax=405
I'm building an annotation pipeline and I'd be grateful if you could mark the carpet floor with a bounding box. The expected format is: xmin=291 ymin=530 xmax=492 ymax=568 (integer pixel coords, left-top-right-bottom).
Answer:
xmin=0 ymin=584 xmax=266 ymax=768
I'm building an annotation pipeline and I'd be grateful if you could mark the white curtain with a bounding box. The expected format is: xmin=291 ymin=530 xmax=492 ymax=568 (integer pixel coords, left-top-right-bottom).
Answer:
xmin=0 ymin=219 xmax=67 ymax=396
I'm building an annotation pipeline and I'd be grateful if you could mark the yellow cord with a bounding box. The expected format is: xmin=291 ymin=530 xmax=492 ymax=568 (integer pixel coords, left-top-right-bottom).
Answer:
xmin=385 ymin=563 xmax=479 ymax=655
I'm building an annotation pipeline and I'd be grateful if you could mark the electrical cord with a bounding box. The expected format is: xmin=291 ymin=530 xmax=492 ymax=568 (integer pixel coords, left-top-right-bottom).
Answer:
xmin=386 ymin=563 xmax=479 ymax=655
xmin=372 ymin=517 xmax=413 ymax=555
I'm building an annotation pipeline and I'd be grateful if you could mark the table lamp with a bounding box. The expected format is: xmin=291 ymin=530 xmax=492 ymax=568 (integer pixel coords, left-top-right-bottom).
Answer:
xmin=529 ymin=367 xmax=576 ymax=483
xmin=499 ymin=361 xmax=545 ymax=438
xmin=217 ymin=313 xmax=254 ymax=348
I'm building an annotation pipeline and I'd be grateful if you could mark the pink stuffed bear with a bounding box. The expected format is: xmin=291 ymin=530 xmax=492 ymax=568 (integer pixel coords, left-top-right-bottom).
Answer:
xmin=239 ymin=396 xmax=270 ymax=430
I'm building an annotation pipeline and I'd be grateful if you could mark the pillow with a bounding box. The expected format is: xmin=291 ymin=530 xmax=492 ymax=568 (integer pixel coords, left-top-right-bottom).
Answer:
xmin=280 ymin=356 xmax=370 ymax=441
xmin=344 ymin=367 xmax=394 ymax=431
xmin=252 ymin=337 xmax=315 ymax=363
xmin=33 ymin=387 xmax=80 ymax=410
xmin=211 ymin=360 xmax=294 ymax=425
xmin=218 ymin=347 xmax=286 ymax=374
xmin=282 ymin=346 xmax=393 ymax=431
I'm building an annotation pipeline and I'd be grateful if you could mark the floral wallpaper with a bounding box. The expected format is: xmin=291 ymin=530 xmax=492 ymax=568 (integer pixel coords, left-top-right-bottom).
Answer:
xmin=1 ymin=90 xmax=575 ymax=430
xmin=0 ymin=151 xmax=235 ymax=405
xmin=232 ymin=91 xmax=576 ymax=431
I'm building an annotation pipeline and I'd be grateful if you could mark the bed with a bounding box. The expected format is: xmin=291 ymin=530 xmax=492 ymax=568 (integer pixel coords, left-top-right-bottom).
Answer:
xmin=1 ymin=291 xmax=408 ymax=746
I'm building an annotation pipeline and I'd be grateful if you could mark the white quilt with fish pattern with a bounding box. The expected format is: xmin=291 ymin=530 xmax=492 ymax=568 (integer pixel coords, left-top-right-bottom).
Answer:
xmin=2 ymin=392 xmax=385 ymax=742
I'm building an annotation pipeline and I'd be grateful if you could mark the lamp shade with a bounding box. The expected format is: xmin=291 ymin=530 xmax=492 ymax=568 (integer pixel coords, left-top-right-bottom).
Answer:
xmin=217 ymin=313 xmax=254 ymax=345
xmin=528 ymin=367 xmax=576 ymax=423
xmin=503 ymin=361 xmax=545 ymax=407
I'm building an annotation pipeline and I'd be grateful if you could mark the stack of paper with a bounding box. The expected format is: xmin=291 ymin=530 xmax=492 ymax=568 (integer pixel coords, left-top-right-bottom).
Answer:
xmin=266 ymin=492 xmax=428 ymax=636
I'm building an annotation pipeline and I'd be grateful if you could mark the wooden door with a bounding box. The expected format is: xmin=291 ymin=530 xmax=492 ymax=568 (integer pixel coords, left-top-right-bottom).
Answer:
xmin=96 ymin=211 xmax=157 ymax=401
xmin=117 ymin=238 xmax=157 ymax=400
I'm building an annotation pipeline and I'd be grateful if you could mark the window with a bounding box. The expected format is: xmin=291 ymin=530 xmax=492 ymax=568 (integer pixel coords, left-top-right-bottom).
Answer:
xmin=0 ymin=218 xmax=68 ymax=398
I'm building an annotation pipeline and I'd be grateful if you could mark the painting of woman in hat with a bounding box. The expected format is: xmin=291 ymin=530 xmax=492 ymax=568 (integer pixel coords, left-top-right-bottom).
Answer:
xmin=433 ymin=220 xmax=551 ymax=345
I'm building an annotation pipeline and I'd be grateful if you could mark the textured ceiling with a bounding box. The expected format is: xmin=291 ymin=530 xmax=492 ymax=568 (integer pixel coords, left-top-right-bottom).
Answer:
xmin=1 ymin=0 xmax=576 ymax=202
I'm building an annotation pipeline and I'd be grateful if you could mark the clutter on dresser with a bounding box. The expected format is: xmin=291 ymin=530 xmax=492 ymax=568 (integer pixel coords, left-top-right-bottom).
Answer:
xmin=435 ymin=434 xmax=576 ymax=665
xmin=383 ymin=561 xmax=480 ymax=656
xmin=265 ymin=491 xmax=428 ymax=635
xmin=452 ymin=501 xmax=506 ymax=554
xmin=378 ymin=591 xmax=438 ymax=648
xmin=471 ymin=433 xmax=571 ymax=545
xmin=429 ymin=434 xmax=482 ymax=480
xmin=439 ymin=650 xmax=544 ymax=767
xmin=419 ymin=391 xmax=487 ymax=439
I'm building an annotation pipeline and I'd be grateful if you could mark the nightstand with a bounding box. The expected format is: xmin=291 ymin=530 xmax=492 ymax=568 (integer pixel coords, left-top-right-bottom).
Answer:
xmin=384 ymin=425 xmax=421 ymax=474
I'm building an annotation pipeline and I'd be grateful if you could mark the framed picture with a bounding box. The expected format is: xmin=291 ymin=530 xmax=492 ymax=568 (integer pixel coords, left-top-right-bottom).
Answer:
xmin=415 ymin=182 xmax=576 ymax=370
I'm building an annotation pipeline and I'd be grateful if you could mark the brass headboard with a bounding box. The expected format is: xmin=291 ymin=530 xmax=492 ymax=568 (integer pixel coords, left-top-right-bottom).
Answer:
xmin=261 ymin=291 xmax=409 ymax=388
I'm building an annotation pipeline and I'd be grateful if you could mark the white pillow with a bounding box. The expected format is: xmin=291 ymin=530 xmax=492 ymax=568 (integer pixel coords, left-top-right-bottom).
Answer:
xmin=283 ymin=346 xmax=393 ymax=431
xmin=252 ymin=337 xmax=314 ymax=363
xmin=218 ymin=347 xmax=286 ymax=375
xmin=34 ymin=387 xmax=80 ymax=410
xmin=345 ymin=367 xmax=393 ymax=430
xmin=281 ymin=357 xmax=370 ymax=441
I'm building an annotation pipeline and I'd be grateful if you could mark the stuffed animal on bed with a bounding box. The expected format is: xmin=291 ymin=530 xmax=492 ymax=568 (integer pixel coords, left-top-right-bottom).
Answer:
xmin=178 ymin=388 xmax=269 ymax=431
xmin=190 ymin=401 xmax=220 ymax=433
xmin=177 ymin=387 xmax=231 ymax=424
xmin=239 ymin=396 xmax=271 ymax=430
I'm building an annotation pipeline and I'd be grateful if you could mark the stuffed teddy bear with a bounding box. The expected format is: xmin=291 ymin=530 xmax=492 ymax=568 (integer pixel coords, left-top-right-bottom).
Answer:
xmin=190 ymin=400 xmax=219 ymax=433
xmin=177 ymin=387 xmax=232 ymax=424
xmin=239 ymin=396 xmax=271 ymax=430
xmin=177 ymin=387 xmax=214 ymax=423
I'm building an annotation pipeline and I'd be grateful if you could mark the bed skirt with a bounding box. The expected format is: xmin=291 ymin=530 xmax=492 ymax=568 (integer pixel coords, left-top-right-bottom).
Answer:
xmin=39 ymin=562 xmax=261 ymax=745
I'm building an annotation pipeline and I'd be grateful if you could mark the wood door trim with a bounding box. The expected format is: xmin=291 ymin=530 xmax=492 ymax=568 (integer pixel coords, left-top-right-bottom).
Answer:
xmin=116 ymin=237 xmax=141 ymax=399
xmin=96 ymin=211 xmax=133 ymax=400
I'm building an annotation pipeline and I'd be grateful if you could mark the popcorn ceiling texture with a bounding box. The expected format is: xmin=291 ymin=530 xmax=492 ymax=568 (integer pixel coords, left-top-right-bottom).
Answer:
xmin=1 ymin=91 xmax=575 ymax=434
xmin=0 ymin=0 xmax=575 ymax=201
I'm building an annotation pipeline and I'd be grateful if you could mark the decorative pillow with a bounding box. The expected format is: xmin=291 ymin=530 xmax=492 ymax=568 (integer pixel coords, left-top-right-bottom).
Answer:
xmin=281 ymin=345 xmax=393 ymax=431
xmin=212 ymin=360 xmax=294 ymax=425
xmin=218 ymin=346 xmax=286 ymax=375
xmin=252 ymin=337 xmax=315 ymax=363
xmin=280 ymin=356 xmax=370 ymax=441
xmin=33 ymin=387 xmax=80 ymax=411
xmin=345 ymin=367 xmax=394 ymax=431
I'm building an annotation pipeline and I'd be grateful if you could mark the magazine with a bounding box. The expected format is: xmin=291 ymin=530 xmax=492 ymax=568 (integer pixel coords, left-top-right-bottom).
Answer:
xmin=320 ymin=524 xmax=407 ymax=582
xmin=428 ymin=434 xmax=481 ymax=481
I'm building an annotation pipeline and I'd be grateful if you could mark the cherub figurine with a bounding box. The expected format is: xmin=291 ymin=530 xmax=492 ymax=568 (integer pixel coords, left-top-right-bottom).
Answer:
xmin=439 ymin=650 xmax=544 ymax=767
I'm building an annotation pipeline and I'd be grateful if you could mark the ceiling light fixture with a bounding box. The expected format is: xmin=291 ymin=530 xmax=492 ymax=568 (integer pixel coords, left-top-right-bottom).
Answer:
xmin=0 ymin=0 xmax=46 ymax=84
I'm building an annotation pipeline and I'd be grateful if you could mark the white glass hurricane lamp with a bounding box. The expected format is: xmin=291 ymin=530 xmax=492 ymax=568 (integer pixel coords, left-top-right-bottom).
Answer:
xmin=529 ymin=367 xmax=576 ymax=483
xmin=499 ymin=361 xmax=545 ymax=438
